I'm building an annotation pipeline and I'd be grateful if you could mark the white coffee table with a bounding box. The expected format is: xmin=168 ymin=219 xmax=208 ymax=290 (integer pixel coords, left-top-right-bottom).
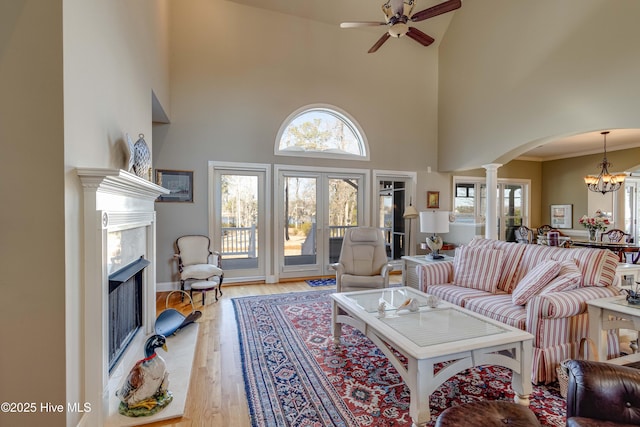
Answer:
xmin=330 ymin=287 xmax=534 ymax=427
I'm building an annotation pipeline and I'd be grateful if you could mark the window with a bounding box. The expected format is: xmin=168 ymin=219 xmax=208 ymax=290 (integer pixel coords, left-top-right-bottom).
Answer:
xmin=275 ymin=105 xmax=369 ymax=160
xmin=453 ymin=176 xmax=530 ymax=241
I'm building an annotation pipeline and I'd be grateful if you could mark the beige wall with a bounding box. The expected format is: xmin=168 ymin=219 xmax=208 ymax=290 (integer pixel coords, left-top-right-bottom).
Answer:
xmin=438 ymin=0 xmax=640 ymax=171
xmin=153 ymin=0 xmax=441 ymax=283
xmin=0 ymin=2 xmax=66 ymax=426
xmin=1 ymin=1 xmax=169 ymax=426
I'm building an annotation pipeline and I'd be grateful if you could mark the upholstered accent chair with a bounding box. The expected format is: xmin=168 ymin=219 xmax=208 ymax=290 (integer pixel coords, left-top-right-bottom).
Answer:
xmin=330 ymin=227 xmax=393 ymax=293
xmin=174 ymin=235 xmax=224 ymax=302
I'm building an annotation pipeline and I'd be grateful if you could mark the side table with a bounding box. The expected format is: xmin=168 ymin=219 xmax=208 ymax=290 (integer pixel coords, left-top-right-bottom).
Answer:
xmin=587 ymin=296 xmax=640 ymax=364
xmin=402 ymin=255 xmax=454 ymax=289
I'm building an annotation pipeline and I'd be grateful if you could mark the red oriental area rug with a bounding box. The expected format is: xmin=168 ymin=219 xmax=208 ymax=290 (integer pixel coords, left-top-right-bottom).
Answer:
xmin=233 ymin=290 xmax=566 ymax=426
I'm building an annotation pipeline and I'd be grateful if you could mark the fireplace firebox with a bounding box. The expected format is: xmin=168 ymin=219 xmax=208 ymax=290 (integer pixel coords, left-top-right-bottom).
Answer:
xmin=108 ymin=256 xmax=150 ymax=373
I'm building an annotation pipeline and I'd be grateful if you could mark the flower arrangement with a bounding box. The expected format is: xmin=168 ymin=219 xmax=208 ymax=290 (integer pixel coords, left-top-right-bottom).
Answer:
xmin=579 ymin=215 xmax=610 ymax=232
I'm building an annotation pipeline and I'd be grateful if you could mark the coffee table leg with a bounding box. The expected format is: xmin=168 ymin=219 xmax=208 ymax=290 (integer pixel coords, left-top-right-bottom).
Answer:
xmin=331 ymin=300 xmax=341 ymax=346
xmin=511 ymin=339 xmax=533 ymax=406
xmin=407 ymin=358 xmax=432 ymax=427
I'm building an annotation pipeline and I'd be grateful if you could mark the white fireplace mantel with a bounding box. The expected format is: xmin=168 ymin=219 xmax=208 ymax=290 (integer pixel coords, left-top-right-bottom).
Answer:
xmin=76 ymin=168 xmax=169 ymax=427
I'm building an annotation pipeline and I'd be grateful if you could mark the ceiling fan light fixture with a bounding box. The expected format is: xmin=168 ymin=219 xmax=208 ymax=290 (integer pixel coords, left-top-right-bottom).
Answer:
xmin=388 ymin=22 xmax=408 ymax=38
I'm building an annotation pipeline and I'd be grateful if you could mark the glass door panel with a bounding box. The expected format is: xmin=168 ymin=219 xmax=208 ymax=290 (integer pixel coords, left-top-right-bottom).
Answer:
xmin=220 ymin=174 xmax=259 ymax=269
xmin=502 ymin=184 xmax=524 ymax=241
xmin=284 ymin=176 xmax=317 ymax=267
xmin=278 ymin=168 xmax=366 ymax=280
xmin=211 ymin=164 xmax=267 ymax=282
xmin=328 ymin=177 xmax=359 ymax=263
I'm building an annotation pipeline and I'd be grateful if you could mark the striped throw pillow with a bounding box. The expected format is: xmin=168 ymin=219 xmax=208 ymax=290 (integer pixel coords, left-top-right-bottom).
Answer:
xmin=453 ymin=246 xmax=504 ymax=293
xmin=512 ymin=260 xmax=561 ymax=305
xmin=541 ymin=260 xmax=582 ymax=294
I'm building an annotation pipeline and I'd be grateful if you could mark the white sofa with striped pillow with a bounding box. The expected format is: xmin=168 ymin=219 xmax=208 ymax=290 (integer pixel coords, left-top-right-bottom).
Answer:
xmin=417 ymin=238 xmax=622 ymax=384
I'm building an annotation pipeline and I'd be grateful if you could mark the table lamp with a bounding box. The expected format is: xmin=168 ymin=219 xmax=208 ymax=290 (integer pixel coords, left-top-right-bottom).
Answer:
xmin=420 ymin=210 xmax=450 ymax=260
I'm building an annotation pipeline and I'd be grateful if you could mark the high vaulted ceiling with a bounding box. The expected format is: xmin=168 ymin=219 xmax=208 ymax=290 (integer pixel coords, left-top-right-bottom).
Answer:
xmin=228 ymin=0 xmax=456 ymax=47
xmin=228 ymin=0 xmax=640 ymax=163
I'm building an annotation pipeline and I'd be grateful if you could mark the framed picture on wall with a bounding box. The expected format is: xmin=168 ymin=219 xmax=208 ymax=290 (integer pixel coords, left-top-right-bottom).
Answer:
xmin=156 ymin=169 xmax=194 ymax=202
xmin=427 ymin=191 xmax=440 ymax=209
xmin=550 ymin=204 xmax=572 ymax=229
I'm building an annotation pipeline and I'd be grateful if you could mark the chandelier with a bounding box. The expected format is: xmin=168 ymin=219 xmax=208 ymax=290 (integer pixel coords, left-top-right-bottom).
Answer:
xmin=584 ymin=131 xmax=626 ymax=194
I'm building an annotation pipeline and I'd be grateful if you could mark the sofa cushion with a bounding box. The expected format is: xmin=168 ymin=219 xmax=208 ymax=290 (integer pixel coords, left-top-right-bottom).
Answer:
xmin=552 ymin=248 xmax=619 ymax=287
xmin=513 ymin=245 xmax=618 ymax=288
xmin=541 ymin=260 xmax=582 ymax=294
xmin=453 ymin=245 xmax=504 ymax=293
xmin=464 ymin=294 xmax=527 ymax=330
xmin=468 ymin=238 xmax=526 ymax=292
xmin=512 ymin=260 xmax=561 ymax=305
xmin=427 ymin=284 xmax=497 ymax=307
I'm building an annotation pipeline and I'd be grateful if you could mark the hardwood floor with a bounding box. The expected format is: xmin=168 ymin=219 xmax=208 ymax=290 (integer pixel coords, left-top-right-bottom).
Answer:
xmin=145 ymin=275 xmax=401 ymax=426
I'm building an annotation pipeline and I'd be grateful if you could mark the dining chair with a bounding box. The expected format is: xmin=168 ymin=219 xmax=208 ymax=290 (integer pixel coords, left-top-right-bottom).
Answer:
xmin=515 ymin=225 xmax=535 ymax=244
xmin=536 ymin=224 xmax=553 ymax=236
xmin=600 ymin=229 xmax=632 ymax=262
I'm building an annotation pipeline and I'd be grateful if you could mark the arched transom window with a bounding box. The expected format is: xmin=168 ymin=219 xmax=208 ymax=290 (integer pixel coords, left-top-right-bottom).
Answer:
xmin=276 ymin=105 xmax=369 ymax=160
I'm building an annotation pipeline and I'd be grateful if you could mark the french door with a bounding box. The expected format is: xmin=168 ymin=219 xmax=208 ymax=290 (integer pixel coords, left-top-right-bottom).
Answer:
xmin=275 ymin=166 xmax=368 ymax=280
xmin=625 ymin=178 xmax=640 ymax=242
xmin=210 ymin=162 xmax=269 ymax=282
xmin=454 ymin=177 xmax=529 ymax=241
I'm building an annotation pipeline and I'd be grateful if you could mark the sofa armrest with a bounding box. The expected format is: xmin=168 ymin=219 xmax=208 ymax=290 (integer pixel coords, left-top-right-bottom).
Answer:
xmin=527 ymin=286 xmax=621 ymax=319
xmin=566 ymin=360 xmax=640 ymax=424
xmin=417 ymin=261 xmax=454 ymax=292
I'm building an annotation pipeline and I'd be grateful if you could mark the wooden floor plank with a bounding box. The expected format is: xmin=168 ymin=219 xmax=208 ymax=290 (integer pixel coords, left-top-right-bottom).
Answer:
xmin=144 ymin=275 xmax=402 ymax=426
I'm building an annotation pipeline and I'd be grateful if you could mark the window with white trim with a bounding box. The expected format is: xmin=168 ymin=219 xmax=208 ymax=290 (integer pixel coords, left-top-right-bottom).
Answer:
xmin=275 ymin=105 xmax=369 ymax=160
xmin=453 ymin=176 xmax=530 ymax=241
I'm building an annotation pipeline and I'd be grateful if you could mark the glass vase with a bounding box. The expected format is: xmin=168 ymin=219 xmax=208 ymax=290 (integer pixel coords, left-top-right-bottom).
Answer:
xmin=588 ymin=228 xmax=597 ymax=242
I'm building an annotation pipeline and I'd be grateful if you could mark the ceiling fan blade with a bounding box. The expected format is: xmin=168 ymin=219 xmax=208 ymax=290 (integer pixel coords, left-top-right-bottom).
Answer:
xmin=411 ymin=0 xmax=461 ymax=22
xmin=340 ymin=21 xmax=386 ymax=28
xmin=368 ymin=32 xmax=391 ymax=53
xmin=406 ymin=27 xmax=435 ymax=46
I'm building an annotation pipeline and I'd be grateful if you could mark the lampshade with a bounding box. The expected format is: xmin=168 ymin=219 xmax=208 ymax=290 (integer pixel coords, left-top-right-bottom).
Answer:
xmin=403 ymin=204 xmax=419 ymax=219
xmin=420 ymin=211 xmax=450 ymax=234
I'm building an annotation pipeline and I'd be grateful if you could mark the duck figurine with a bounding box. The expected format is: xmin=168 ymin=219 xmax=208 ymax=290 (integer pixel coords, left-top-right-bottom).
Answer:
xmin=116 ymin=334 xmax=173 ymax=417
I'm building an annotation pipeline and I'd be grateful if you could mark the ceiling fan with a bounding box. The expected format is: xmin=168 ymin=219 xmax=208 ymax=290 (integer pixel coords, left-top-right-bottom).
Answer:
xmin=340 ymin=0 xmax=462 ymax=53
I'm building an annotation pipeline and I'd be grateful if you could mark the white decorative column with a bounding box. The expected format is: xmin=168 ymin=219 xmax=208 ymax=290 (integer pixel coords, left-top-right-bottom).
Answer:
xmin=483 ymin=163 xmax=502 ymax=240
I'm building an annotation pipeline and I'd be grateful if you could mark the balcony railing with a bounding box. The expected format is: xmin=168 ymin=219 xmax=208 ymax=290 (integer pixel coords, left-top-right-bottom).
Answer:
xmin=221 ymin=225 xmax=257 ymax=258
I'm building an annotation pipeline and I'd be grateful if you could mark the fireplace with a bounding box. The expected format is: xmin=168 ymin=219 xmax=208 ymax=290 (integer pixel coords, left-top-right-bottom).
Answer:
xmin=77 ymin=168 xmax=169 ymax=426
xmin=108 ymin=256 xmax=149 ymax=373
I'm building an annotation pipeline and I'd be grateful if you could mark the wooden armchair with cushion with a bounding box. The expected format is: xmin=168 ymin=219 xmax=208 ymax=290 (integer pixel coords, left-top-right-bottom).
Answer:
xmin=174 ymin=235 xmax=224 ymax=303
xmin=330 ymin=227 xmax=393 ymax=293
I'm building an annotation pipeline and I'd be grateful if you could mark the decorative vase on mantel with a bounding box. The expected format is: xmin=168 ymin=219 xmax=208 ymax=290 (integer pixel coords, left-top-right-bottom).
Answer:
xmin=588 ymin=228 xmax=597 ymax=242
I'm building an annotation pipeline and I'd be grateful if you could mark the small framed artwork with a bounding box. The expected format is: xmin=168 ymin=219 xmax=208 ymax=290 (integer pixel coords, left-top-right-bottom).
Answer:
xmin=550 ymin=204 xmax=572 ymax=229
xmin=427 ymin=191 xmax=440 ymax=209
xmin=156 ymin=169 xmax=194 ymax=203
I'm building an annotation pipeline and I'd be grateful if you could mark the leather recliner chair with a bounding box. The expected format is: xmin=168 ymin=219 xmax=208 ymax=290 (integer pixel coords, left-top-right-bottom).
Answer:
xmin=565 ymin=359 xmax=640 ymax=426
